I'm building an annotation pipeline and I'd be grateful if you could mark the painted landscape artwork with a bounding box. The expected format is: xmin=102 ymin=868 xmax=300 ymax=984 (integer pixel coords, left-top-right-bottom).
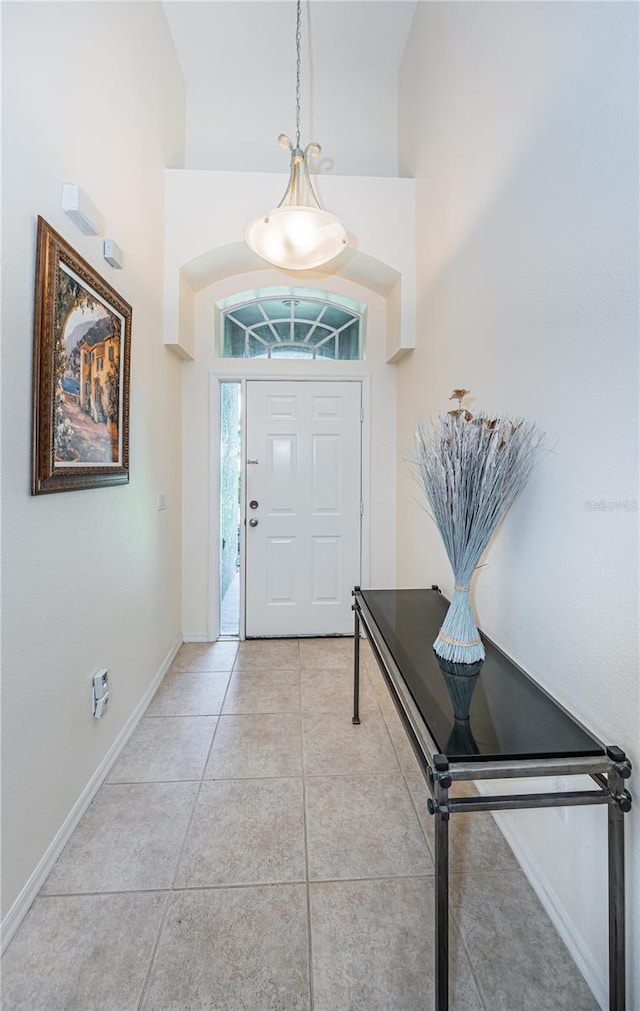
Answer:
xmin=32 ymin=218 xmax=131 ymax=494
xmin=56 ymin=263 xmax=124 ymax=466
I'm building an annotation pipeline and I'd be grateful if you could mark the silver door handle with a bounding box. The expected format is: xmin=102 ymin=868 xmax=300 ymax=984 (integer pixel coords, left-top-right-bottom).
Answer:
xmin=249 ymin=500 xmax=259 ymax=510
xmin=247 ymin=459 xmax=259 ymax=465
xmin=249 ymin=518 xmax=259 ymax=527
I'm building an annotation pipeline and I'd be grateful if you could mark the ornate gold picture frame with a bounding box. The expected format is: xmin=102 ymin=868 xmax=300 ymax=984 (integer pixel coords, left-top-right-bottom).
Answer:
xmin=31 ymin=217 xmax=132 ymax=494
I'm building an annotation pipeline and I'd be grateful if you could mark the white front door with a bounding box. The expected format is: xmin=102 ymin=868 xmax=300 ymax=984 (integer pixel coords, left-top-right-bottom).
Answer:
xmin=245 ymin=380 xmax=362 ymax=637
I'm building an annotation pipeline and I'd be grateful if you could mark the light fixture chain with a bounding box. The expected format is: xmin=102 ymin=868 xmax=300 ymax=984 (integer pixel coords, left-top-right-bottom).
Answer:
xmin=295 ymin=0 xmax=302 ymax=148
xmin=245 ymin=0 xmax=349 ymax=269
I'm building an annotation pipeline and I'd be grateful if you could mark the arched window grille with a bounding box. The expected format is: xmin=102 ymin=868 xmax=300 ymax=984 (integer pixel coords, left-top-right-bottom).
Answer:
xmin=218 ymin=290 xmax=364 ymax=360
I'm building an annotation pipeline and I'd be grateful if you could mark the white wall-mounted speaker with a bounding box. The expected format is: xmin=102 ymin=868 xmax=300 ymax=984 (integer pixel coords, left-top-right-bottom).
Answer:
xmin=61 ymin=183 xmax=103 ymax=236
xmin=103 ymin=238 xmax=124 ymax=269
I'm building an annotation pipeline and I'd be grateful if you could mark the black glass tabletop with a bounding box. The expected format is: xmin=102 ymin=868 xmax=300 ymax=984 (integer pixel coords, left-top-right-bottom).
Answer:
xmin=360 ymin=588 xmax=605 ymax=763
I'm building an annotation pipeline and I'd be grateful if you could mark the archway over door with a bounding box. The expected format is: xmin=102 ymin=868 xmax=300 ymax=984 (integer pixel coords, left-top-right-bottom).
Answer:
xmin=169 ymin=241 xmax=414 ymax=365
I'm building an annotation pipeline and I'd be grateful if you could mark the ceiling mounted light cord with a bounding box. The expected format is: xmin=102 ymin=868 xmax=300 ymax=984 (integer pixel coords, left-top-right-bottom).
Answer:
xmin=294 ymin=0 xmax=301 ymax=150
xmin=245 ymin=0 xmax=349 ymax=271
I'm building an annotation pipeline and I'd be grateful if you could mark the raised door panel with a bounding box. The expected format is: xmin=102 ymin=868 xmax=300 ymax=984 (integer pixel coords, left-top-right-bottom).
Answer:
xmin=311 ymin=435 xmax=342 ymax=515
xmin=266 ymin=537 xmax=296 ymax=605
xmin=266 ymin=435 xmax=297 ymax=515
xmin=311 ymin=536 xmax=342 ymax=604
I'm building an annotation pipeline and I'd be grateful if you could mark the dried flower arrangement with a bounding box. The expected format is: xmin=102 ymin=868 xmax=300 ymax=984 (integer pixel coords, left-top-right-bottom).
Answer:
xmin=415 ymin=389 xmax=545 ymax=664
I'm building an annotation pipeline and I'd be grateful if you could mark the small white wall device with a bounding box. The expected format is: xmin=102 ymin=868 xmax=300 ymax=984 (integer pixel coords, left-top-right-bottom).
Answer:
xmin=92 ymin=668 xmax=110 ymax=718
xmin=61 ymin=183 xmax=103 ymax=236
xmin=103 ymin=238 xmax=124 ymax=269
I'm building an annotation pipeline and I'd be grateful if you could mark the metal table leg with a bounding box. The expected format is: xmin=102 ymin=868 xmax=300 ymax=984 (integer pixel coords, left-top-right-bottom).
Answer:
xmin=607 ymin=752 xmax=632 ymax=1010
xmin=352 ymin=590 xmax=361 ymax=725
xmin=433 ymin=756 xmax=450 ymax=1011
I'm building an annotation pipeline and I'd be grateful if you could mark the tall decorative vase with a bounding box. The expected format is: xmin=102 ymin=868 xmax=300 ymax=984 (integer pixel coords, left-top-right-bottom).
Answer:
xmin=414 ymin=388 xmax=544 ymax=668
xmin=434 ymin=585 xmax=484 ymax=664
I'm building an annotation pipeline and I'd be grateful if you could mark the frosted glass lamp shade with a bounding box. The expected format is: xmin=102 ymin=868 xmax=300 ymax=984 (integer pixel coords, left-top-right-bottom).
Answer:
xmin=246 ymin=205 xmax=347 ymax=271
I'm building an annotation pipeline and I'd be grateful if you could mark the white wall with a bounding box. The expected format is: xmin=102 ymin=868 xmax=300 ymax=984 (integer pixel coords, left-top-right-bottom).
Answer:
xmin=397 ymin=2 xmax=638 ymax=1005
xmin=1 ymin=1 xmax=185 ymax=933
xmin=164 ymin=1 xmax=416 ymax=177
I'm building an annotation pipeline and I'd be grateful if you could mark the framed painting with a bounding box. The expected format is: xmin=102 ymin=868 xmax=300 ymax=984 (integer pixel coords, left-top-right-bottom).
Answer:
xmin=31 ymin=216 xmax=132 ymax=494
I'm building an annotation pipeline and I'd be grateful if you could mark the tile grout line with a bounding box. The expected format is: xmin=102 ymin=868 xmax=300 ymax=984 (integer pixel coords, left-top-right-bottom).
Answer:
xmin=224 ymin=638 xmax=309 ymax=1007
xmin=375 ymin=694 xmax=409 ymax=779
xmin=39 ymin=871 xmax=440 ymax=902
xmin=299 ymin=653 xmax=316 ymax=1010
xmin=135 ymin=891 xmax=172 ymax=1011
xmin=294 ymin=640 xmax=316 ymax=1011
xmin=173 ymin=662 xmax=236 ymax=880
xmin=292 ymin=641 xmax=316 ymax=1011
xmin=448 ymin=901 xmax=490 ymax=1011
xmin=401 ymin=765 xmax=436 ymax=865
xmin=136 ymin=650 xmax=237 ymax=1010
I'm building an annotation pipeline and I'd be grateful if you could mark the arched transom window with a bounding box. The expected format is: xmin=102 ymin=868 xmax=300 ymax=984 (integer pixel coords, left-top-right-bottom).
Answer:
xmin=218 ymin=289 xmax=364 ymax=360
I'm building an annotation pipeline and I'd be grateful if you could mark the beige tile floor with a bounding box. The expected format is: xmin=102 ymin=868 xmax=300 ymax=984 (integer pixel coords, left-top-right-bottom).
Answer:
xmin=1 ymin=638 xmax=599 ymax=1010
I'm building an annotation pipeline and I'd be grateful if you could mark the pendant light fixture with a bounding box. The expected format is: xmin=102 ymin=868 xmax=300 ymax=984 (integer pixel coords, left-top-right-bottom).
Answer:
xmin=246 ymin=0 xmax=348 ymax=271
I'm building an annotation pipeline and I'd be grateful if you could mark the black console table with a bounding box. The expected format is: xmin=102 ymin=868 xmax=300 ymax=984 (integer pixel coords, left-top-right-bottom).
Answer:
xmin=352 ymin=587 xmax=632 ymax=1011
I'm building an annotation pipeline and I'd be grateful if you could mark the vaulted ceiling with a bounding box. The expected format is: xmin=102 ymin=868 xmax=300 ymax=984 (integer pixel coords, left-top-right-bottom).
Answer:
xmin=163 ymin=1 xmax=417 ymax=175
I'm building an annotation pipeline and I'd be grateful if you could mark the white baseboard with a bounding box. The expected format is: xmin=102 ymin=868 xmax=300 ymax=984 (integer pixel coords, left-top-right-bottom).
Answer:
xmin=0 ymin=635 xmax=182 ymax=954
xmin=476 ymin=781 xmax=607 ymax=1011
xmin=182 ymin=631 xmax=210 ymax=642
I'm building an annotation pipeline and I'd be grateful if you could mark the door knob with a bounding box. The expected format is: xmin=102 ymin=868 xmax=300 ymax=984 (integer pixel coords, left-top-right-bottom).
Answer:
xmin=249 ymin=500 xmax=259 ymax=510
xmin=249 ymin=518 xmax=259 ymax=527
